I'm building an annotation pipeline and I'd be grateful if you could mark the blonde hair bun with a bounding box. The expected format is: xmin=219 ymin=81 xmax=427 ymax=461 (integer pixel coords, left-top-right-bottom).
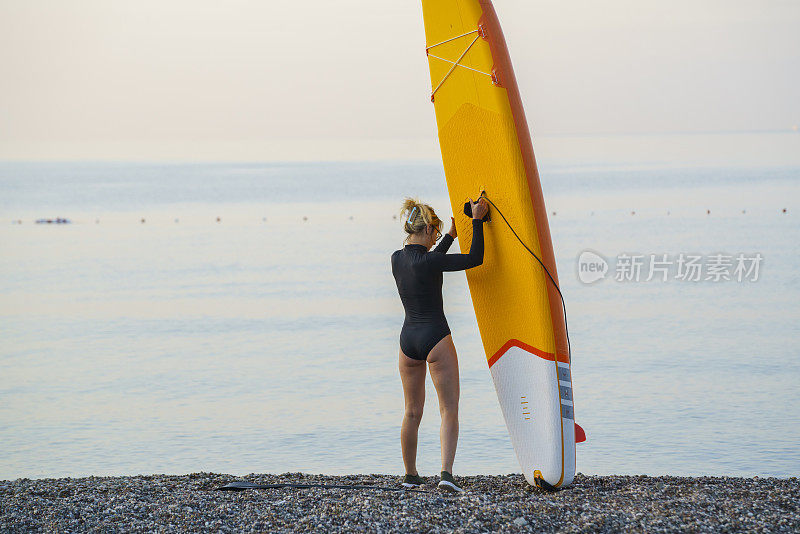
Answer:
xmin=401 ymin=197 xmax=441 ymax=236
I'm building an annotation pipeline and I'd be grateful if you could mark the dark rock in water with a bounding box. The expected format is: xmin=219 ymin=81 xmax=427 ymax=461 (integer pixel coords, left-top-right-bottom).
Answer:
xmin=35 ymin=218 xmax=71 ymax=224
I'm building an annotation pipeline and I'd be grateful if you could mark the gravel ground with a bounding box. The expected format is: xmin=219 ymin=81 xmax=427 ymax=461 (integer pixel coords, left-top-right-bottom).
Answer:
xmin=1 ymin=472 xmax=798 ymax=533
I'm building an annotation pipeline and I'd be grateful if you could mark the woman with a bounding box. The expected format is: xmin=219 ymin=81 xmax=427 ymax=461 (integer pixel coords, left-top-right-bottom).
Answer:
xmin=391 ymin=196 xmax=489 ymax=492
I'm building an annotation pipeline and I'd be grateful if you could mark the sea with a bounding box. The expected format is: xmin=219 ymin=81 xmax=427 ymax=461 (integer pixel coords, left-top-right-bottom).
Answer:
xmin=1 ymin=132 xmax=798 ymax=480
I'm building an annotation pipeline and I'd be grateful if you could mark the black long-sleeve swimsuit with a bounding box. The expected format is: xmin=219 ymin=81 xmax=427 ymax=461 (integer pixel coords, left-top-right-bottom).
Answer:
xmin=391 ymin=218 xmax=485 ymax=360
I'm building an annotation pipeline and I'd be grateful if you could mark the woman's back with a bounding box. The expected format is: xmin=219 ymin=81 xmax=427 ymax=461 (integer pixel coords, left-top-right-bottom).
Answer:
xmin=392 ymin=218 xmax=485 ymax=323
xmin=392 ymin=242 xmax=449 ymax=325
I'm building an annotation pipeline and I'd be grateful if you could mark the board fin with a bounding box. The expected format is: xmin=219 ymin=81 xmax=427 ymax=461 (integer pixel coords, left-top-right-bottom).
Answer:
xmin=533 ymin=470 xmax=558 ymax=492
xmin=575 ymin=423 xmax=586 ymax=443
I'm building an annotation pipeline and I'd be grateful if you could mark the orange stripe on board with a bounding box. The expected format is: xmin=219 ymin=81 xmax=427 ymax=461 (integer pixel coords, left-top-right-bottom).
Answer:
xmin=487 ymin=338 xmax=569 ymax=368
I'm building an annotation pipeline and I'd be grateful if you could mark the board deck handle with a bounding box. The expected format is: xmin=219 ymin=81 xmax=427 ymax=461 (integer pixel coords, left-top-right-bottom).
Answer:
xmin=463 ymin=192 xmax=491 ymax=222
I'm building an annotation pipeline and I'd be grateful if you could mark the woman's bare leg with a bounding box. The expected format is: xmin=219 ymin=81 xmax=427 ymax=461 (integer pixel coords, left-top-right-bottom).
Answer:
xmin=399 ymin=349 xmax=426 ymax=476
xmin=427 ymin=335 xmax=459 ymax=473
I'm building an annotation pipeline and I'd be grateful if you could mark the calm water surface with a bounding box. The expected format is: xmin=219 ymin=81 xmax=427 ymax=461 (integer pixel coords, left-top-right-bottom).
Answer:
xmin=1 ymin=135 xmax=799 ymax=479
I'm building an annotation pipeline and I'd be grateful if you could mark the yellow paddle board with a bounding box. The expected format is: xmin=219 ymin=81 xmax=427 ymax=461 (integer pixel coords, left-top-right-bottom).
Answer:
xmin=420 ymin=0 xmax=579 ymax=488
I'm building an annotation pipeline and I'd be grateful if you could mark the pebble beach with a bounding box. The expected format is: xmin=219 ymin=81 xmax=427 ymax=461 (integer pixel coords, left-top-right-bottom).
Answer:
xmin=1 ymin=473 xmax=798 ymax=533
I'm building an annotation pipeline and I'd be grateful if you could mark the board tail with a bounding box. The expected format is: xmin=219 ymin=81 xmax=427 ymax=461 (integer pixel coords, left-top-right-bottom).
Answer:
xmin=489 ymin=341 xmax=575 ymax=487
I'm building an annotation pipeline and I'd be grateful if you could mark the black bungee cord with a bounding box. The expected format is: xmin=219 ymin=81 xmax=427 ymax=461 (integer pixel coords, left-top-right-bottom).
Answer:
xmin=477 ymin=192 xmax=572 ymax=363
xmin=215 ymin=481 xmax=429 ymax=493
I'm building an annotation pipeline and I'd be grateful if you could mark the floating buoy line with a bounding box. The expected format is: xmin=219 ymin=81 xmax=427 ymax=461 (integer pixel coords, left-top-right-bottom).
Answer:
xmin=8 ymin=208 xmax=790 ymax=226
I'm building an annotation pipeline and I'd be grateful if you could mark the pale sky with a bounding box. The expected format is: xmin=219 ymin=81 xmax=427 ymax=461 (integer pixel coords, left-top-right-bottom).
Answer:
xmin=1 ymin=0 xmax=798 ymax=161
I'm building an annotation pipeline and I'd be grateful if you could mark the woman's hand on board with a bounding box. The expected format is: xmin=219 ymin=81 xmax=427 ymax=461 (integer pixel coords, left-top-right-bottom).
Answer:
xmin=470 ymin=197 xmax=489 ymax=221
xmin=447 ymin=217 xmax=457 ymax=238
